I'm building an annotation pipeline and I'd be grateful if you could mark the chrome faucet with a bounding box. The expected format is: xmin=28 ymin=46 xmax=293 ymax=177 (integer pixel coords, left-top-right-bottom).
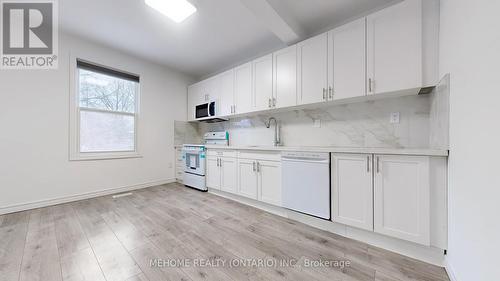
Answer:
xmin=265 ymin=117 xmax=281 ymax=146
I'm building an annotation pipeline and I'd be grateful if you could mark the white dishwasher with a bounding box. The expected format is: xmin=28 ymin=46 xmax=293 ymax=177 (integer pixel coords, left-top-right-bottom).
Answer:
xmin=282 ymin=151 xmax=330 ymax=220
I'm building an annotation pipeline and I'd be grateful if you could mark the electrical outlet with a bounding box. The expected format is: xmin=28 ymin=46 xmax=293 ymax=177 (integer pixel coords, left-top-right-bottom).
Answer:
xmin=390 ymin=112 xmax=400 ymax=124
xmin=168 ymin=162 xmax=173 ymax=168
xmin=313 ymin=119 xmax=321 ymax=128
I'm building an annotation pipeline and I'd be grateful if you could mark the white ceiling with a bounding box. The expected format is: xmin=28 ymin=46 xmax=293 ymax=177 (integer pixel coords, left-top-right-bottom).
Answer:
xmin=60 ymin=0 xmax=398 ymax=79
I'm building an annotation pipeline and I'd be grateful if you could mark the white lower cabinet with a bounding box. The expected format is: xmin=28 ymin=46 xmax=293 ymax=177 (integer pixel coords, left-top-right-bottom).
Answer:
xmin=220 ymin=157 xmax=238 ymax=193
xmin=207 ymin=155 xmax=237 ymax=193
xmin=236 ymin=155 xmax=282 ymax=206
xmin=257 ymin=160 xmax=282 ymax=206
xmin=238 ymin=159 xmax=258 ymax=199
xmin=332 ymin=154 xmax=373 ymax=231
xmin=332 ymin=153 xmax=431 ymax=246
xmin=373 ymin=155 xmax=430 ymax=245
xmin=206 ymin=156 xmax=221 ymax=190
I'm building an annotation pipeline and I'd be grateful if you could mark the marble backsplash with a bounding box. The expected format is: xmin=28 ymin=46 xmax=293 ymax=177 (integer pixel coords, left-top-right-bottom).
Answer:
xmin=174 ymin=120 xmax=202 ymax=146
xmin=175 ymin=82 xmax=450 ymax=149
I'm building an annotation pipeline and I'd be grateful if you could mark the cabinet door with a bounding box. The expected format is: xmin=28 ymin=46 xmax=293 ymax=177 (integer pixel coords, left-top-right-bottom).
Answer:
xmin=367 ymin=0 xmax=422 ymax=95
xmin=332 ymin=154 xmax=373 ymax=231
xmin=218 ymin=69 xmax=234 ymax=116
xmin=205 ymin=77 xmax=219 ymax=102
xmin=374 ymin=155 xmax=430 ymax=245
xmin=273 ymin=45 xmax=297 ymax=108
xmin=187 ymin=83 xmax=203 ymax=121
xmin=238 ymin=159 xmax=258 ymax=199
xmin=220 ymin=157 xmax=238 ymax=194
xmin=234 ymin=62 xmax=253 ymax=114
xmin=329 ymin=18 xmax=366 ymax=100
xmin=253 ymin=54 xmax=273 ymax=111
xmin=297 ymin=33 xmax=328 ymax=105
xmin=206 ymin=157 xmax=221 ymax=190
xmin=257 ymin=160 xmax=282 ymax=206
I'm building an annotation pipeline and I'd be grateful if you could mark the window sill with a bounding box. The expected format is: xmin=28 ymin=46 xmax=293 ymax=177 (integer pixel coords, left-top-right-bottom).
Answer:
xmin=69 ymin=152 xmax=142 ymax=161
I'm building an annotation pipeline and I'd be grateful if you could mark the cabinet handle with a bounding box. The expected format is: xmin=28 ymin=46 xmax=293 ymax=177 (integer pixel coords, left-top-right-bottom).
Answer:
xmin=376 ymin=157 xmax=380 ymax=173
xmin=329 ymin=86 xmax=333 ymax=99
xmin=367 ymin=156 xmax=370 ymax=173
xmin=257 ymin=162 xmax=260 ymax=172
xmin=252 ymin=161 xmax=256 ymax=172
xmin=272 ymin=97 xmax=276 ymax=107
xmin=322 ymin=88 xmax=326 ymax=100
xmin=219 ymin=158 xmax=222 ymax=167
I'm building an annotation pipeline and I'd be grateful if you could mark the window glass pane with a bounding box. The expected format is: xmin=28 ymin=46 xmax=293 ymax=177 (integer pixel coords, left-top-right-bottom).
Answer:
xmin=80 ymin=110 xmax=135 ymax=152
xmin=79 ymin=69 xmax=137 ymax=113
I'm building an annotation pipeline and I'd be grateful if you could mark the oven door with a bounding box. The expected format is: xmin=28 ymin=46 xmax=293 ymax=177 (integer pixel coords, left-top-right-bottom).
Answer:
xmin=183 ymin=149 xmax=205 ymax=176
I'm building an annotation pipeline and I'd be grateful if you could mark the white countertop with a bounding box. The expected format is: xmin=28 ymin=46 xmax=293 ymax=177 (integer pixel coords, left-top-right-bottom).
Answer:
xmin=204 ymin=145 xmax=448 ymax=157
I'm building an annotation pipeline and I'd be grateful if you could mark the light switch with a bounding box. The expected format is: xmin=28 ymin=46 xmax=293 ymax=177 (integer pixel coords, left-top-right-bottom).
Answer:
xmin=390 ymin=112 xmax=400 ymax=124
xmin=313 ymin=119 xmax=321 ymax=128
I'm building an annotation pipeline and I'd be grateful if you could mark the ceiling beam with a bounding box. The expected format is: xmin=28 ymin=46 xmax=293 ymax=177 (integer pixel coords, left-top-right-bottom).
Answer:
xmin=239 ymin=0 xmax=303 ymax=45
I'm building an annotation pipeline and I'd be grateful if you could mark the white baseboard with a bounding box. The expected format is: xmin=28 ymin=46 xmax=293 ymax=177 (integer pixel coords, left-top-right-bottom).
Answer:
xmin=209 ymin=188 xmax=446 ymax=267
xmin=445 ymin=257 xmax=459 ymax=281
xmin=0 ymin=178 xmax=175 ymax=215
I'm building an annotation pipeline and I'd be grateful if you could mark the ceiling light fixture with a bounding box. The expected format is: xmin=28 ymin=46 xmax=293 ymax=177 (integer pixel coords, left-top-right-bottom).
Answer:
xmin=145 ymin=0 xmax=197 ymax=23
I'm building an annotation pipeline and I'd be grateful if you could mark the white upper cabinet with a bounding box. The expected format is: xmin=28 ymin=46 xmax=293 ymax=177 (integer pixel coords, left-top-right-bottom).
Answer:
xmin=218 ymin=69 xmax=235 ymax=116
xmin=273 ymin=45 xmax=297 ymax=108
xmin=329 ymin=18 xmax=367 ymax=100
xmin=332 ymin=154 xmax=373 ymax=231
xmin=234 ymin=62 xmax=253 ymax=115
xmin=205 ymin=77 xmax=219 ymax=102
xmin=374 ymin=154 xmax=430 ymax=245
xmin=188 ymin=0 xmax=437 ymax=117
xmin=367 ymin=0 xmax=422 ymax=95
xmin=297 ymin=33 xmax=328 ymax=105
xmin=253 ymin=54 xmax=274 ymax=111
xmin=187 ymin=82 xmax=203 ymax=121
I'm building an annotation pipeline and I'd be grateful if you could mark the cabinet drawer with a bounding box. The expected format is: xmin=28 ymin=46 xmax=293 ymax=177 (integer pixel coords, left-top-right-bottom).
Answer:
xmin=238 ymin=151 xmax=281 ymax=162
xmin=207 ymin=149 xmax=237 ymax=158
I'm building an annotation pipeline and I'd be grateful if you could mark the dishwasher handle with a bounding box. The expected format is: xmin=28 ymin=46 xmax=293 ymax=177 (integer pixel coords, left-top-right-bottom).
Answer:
xmin=281 ymin=156 xmax=330 ymax=163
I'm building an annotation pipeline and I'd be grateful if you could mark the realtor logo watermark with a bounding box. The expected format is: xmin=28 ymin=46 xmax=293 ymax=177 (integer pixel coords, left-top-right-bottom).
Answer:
xmin=0 ymin=0 xmax=58 ymax=69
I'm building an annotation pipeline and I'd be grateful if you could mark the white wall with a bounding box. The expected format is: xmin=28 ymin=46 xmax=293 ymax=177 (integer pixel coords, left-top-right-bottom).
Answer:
xmin=440 ymin=1 xmax=500 ymax=280
xmin=0 ymin=33 xmax=193 ymax=212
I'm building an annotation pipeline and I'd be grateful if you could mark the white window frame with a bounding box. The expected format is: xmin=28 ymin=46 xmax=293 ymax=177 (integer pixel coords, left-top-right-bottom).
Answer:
xmin=69 ymin=54 xmax=142 ymax=161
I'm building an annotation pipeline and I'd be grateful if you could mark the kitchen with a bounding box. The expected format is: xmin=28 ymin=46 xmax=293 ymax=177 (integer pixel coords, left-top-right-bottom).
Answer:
xmin=0 ymin=0 xmax=497 ymax=280
xmin=177 ymin=0 xmax=447 ymax=265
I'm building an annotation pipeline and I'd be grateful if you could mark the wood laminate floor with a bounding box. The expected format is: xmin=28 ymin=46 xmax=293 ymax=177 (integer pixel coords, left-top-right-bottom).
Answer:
xmin=0 ymin=183 xmax=450 ymax=281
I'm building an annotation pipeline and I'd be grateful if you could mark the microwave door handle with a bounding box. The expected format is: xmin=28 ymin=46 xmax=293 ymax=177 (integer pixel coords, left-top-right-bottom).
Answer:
xmin=209 ymin=102 xmax=216 ymax=116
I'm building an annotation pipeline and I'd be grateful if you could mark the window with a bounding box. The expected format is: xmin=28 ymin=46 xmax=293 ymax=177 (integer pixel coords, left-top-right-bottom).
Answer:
xmin=71 ymin=60 xmax=140 ymax=160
